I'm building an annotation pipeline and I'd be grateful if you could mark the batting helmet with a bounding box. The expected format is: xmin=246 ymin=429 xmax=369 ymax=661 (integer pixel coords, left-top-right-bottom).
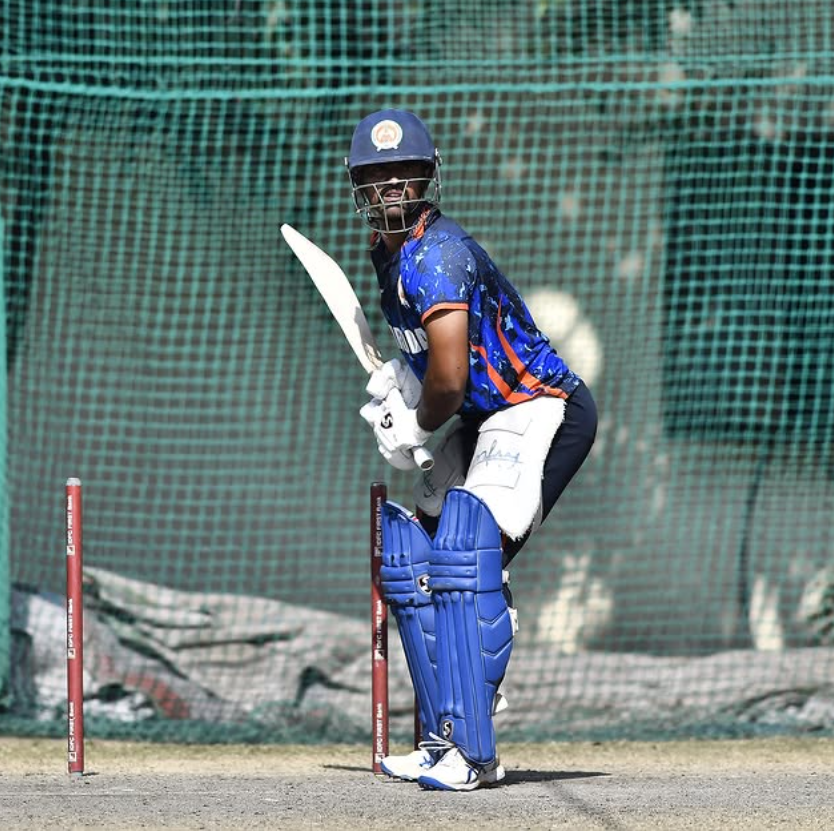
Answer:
xmin=347 ymin=109 xmax=439 ymax=170
xmin=346 ymin=109 xmax=442 ymax=232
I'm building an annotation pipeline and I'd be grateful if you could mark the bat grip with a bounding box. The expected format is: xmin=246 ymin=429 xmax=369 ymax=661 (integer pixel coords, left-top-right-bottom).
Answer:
xmin=412 ymin=446 xmax=434 ymax=471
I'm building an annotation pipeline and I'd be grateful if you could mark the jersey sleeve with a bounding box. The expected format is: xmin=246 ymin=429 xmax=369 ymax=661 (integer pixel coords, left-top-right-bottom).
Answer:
xmin=402 ymin=236 xmax=474 ymax=323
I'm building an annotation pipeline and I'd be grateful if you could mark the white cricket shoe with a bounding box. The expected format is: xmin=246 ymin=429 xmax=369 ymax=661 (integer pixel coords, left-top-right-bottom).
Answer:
xmin=417 ymin=747 xmax=505 ymax=792
xmin=379 ymin=748 xmax=437 ymax=781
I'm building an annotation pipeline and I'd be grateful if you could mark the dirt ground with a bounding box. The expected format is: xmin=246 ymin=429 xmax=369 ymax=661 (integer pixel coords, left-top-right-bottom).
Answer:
xmin=1 ymin=735 xmax=833 ymax=830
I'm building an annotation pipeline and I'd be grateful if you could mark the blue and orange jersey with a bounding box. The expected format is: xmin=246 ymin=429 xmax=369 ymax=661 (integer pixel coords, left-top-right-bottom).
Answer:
xmin=369 ymin=210 xmax=580 ymax=417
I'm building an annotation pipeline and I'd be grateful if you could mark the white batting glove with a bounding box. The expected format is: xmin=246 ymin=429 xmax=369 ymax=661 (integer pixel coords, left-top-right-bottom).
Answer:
xmin=359 ymin=397 xmax=415 ymax=470
xmin=365 ymin=358 xmax=422 ymax=408
xmin=359 ymin=388 xmax=431 ymax=471
xmin=374 ymin=387 xmax=432 ymax=458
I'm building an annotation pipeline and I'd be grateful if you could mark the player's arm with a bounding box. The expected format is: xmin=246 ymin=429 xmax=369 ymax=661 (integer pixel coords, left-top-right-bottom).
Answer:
xmin=417 ymin=308 xmax=469 ymax=432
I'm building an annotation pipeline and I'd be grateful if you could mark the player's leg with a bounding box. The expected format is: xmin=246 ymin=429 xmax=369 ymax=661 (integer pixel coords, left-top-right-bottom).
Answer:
xmin=464 ymin=395 xmax=567 ymax=544
xmin=416 ymin=396 xmax=572 ymax=790
xmin=417 ymin=488 xmax=514 ymax=792
xmin=502 ymin=382 xmax=597 ymax=563
xmin=412 ymin=417 xmax=476 ymax=539
xmin=378 ymin=500 xmax=440 ymax=781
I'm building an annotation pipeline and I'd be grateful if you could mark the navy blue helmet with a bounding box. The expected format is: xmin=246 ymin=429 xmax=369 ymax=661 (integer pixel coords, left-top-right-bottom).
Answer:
xmin=346 ymin=109 xmax=442 ymax=232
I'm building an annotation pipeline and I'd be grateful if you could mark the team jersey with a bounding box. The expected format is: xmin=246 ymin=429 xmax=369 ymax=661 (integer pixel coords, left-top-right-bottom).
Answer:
xmin=369 ymin=210 xmax=581 ymax=418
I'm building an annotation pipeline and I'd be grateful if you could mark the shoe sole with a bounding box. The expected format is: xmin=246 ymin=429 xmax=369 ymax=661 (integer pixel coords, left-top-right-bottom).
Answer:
xmin=379 ymin=760 xmax=427 ymax=782
xmin=379 ymin=766 xmax=419 ymax=782
xmin=418 ymin=763 xmax=505 ymax=792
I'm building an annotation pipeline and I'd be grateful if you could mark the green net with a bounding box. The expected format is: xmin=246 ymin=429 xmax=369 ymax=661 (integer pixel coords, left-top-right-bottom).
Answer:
xmin=2 ymin=1 xmax=833 ymax=744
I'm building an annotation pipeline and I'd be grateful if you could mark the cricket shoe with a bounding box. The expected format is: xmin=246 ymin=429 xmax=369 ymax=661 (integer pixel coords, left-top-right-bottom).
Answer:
xmin=379 ymin=748 xmax=437 ymax=781
xmin=417 ymin=747 xmax=505 ymax=792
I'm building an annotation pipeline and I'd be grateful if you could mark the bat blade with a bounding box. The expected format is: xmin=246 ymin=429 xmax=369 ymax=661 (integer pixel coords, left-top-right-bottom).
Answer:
xmin=280 ymin=223 xmax=383 ymax=374
xmin=281 ymin=223 xmax=433 ymax=471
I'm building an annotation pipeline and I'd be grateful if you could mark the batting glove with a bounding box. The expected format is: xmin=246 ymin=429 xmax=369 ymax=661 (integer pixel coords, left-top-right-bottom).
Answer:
xmin=365 ymin=358 xmax=422 ymax=408
xmin=359 ymin=388 xmax=432 ymax=471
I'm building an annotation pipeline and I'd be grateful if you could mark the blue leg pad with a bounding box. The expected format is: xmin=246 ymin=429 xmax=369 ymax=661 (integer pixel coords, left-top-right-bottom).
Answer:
xmin=430 ymin=488 xmax=514 ymax=765
xmin=380 ymin=500 xmax=438 ymax=741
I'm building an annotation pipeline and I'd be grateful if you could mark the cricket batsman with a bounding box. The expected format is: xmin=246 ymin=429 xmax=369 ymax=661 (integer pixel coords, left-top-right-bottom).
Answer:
xmin=350 ymin=109 xmax=598 ymax=790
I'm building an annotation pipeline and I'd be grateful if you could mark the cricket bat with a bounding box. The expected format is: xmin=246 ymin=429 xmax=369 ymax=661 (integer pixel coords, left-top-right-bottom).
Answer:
xmin=280 ymin=223 xmax=434 ymax=471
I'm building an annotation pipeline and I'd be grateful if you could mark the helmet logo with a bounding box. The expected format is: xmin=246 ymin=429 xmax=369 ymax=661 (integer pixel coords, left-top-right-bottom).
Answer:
xmin=371 ymin=119 xmax=403 ymax=151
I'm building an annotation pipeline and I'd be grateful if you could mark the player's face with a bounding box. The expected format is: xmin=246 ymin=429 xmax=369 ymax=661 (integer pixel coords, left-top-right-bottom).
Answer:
xmin=353 ymin=161 xmax=432 ymax=226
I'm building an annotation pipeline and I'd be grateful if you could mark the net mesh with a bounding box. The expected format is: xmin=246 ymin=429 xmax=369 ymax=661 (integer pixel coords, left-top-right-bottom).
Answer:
xmin=1 ymin=1 xmax=833 ymax=743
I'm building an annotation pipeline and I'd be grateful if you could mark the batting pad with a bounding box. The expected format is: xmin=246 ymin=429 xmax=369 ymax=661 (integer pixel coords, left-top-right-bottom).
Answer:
xmin=380 ymin=500 xmax=439 ymax=740
xmin=430 ymin=488 xmax=514 ymax=765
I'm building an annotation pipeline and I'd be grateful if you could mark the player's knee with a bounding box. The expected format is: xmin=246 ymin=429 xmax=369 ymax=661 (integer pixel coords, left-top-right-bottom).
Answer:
xmin=430 ymin=488 xmax=504 ymax=594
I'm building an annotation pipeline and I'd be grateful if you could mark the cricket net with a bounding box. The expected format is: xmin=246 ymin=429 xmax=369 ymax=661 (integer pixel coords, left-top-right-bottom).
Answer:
xmin=1 ymin=1 xmax=833 ymax=745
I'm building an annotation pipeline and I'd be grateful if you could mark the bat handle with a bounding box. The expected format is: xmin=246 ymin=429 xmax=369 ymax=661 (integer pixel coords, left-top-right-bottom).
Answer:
xmin=412 ymin=446 xmax=434 ymax=471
